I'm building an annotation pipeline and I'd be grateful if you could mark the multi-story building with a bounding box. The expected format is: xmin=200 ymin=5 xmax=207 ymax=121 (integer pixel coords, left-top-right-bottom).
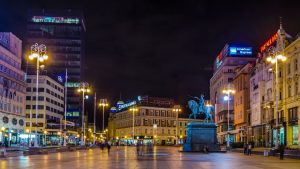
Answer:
xmin=232 ymin=63 xmax=253 ymax=142
xmin=210 ymin=43 xmax=255 ymax=144
xmin=282 ymin=36 xmax=300 ymax=148
xmin=108 ymin=96 xmax=200 ymax=145
xmin=25 ymin=75 xmax=64 ymax=145
xmin=0 ymin=32 xmax=26 ymax=147
xmin=25 ymin=9 xmax=86 ymax=127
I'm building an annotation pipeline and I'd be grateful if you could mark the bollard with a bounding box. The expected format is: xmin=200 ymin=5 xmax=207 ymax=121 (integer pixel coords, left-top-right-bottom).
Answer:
xmin=0 ymin=148 xmax=7 ymax=158
xmin=264 ymin=149 xmax=268 ymax=157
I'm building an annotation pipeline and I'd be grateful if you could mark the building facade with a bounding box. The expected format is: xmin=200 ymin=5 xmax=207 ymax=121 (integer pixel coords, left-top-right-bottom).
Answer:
xmin=0 ymin=32 xmax=26 ymax=146
xmin=282 ymin=37 xmax=300 ymax=147
xmin=233 ymin=63 xmax=253 ymax=142
xmin=25 ymin=75 xmax=64 ymax=145
xmin=108 ymin=96 xmax=200 ymax=145
xmin=25 ymin=9 xmax=86 ymax=127
xmin=210 ymin=43 xmax=255 ymax=144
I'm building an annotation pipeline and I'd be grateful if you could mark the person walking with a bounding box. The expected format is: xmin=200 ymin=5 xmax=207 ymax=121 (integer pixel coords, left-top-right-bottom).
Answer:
xmin=248 ymin=144 xmax=252 ymax=156
xmin=107 ymin=141 xmax=111 ymax=153
xmin=136 ymin=141 xmax=141 ymax=156
xmin=243 ymin=143 xmax=248 ymax=155
xmin=279 ymin=144 xmax=285 ymax=160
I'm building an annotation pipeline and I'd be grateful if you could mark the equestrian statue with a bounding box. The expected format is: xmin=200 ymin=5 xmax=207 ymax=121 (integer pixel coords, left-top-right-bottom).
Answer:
xmin=188 ymin=94 xmax=215 ymax=123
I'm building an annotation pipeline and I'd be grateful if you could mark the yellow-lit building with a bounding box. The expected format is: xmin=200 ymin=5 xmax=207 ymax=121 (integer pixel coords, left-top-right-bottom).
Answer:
xmin=233 ymin=63 xmax=253 ymax=142
xmin=108 ymin=96 xmax=201 ymax=145
xmin=281 ymin=36 xmax=300 ymax=147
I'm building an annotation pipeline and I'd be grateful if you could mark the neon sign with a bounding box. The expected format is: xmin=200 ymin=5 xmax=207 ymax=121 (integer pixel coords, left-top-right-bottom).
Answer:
xmin=260 ymin=33 xmax=278 ymax=52
xmin=118 ymin=101 xmax=137 ymax=110
xmin=65 ymin=82 xmax=80 ymax=88
xmin=32 ymin=16 xmax=80 ymax=24
xmin=229 ymin=47 xmax=252 ymax=55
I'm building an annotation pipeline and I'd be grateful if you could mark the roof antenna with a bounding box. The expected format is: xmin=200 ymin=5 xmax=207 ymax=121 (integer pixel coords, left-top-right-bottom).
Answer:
xmin=279 ymin=16 xmax=283 ymax=30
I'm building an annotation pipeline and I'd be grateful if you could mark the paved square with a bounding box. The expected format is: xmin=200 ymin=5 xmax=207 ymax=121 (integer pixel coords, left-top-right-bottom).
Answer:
xmin=1 ymin=146 xmax=299 ymax=169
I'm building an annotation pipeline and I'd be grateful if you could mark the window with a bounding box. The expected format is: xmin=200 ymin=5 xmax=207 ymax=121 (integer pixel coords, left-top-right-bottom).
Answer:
xmin=292 ymin=126 xmax=298 ymax=145
xmin=288 ymin=107 xmax=298 ymax=121
xmin=26 ymin=87 xmax=31 ymax=92
xmin=26 ymin=79 xmax=31 ymax=83
xmin=38 ymin=88 xmax=44 ymax=92
xmin=288 ymin=85 xmax=292 ymax=97
xmin=296 ymin=82 xmax=299 ymax=95
xmin=145 ymin=129 xmax=147 ymax=134
xmin=288 ymin=63 xmax=291 ymax=74
xmin=26 ymin=105 xmax=31 ymax=109
xmin=26 ymin=96 xmax=31 ymax=100
xmin=38 ymin=96 xmax=44 ymax=101
xmin=279 ymin=88 xmax=282 ymax=100
xmin=295 ymin=59 xmax=298 ymax=71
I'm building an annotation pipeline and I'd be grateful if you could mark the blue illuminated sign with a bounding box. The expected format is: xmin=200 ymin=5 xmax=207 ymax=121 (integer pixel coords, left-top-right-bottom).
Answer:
xmin=118 ymin=101 xmax=137 ymax=110
xmin=229 ymin=47 xmax=252 ymax=55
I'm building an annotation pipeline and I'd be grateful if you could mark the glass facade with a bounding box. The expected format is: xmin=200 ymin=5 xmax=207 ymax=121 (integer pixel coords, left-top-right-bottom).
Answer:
xmin=292 ymin=125 xmax=299 ymax=145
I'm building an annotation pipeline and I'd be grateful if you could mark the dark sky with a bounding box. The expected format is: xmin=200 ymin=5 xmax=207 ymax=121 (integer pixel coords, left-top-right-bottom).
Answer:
xmin=1 ymin=0 xmax=300 ymax=106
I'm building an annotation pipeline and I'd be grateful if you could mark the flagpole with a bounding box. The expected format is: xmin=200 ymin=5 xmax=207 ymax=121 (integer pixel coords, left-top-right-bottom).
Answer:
xmin=63 ymin=69 xmax=68 ymax=146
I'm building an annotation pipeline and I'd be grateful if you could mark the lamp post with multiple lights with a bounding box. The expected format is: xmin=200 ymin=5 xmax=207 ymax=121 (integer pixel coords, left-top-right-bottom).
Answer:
xmin=77 ymin=82 xmax=90 ymax=145
xmin=266 ymin=47 xmax=286 ymax=149
xmin=99 ymin=99 xmax=109 ymax=133
xmin=129 ymin=107 xmax=138 ymax=141
xmin=222 ymin=87 xmax=235 ymax=149
xmin=172 ymin=106 xmax=181 ymax=145
xmin=28 ymin=43 xmax=49 ymax=147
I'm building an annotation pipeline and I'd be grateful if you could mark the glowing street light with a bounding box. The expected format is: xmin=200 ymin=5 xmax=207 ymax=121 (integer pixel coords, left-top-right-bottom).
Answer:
xmin=222 ymin=87 xmax=235 ymax=149
xmin=99 ymin=99 xmax=109 ymax=133
xmin=77 ymin=82 xmax=90 ymax=146
xmin=266 ymin=47 xmax=287 ymax=149
xmin=172 ymin=106 xmax=182 ymax=145
xmin=129 ymin=107 xmax=138 ymax=140
xmin=28 ymin=43 xmax=49 ymax=147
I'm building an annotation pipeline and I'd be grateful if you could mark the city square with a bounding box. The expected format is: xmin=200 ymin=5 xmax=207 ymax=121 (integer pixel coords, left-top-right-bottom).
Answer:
xmin=1 ymin=0 xmax=300 ymax=168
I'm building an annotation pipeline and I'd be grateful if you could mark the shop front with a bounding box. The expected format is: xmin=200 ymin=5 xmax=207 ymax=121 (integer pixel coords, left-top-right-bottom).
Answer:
xmin=272 ymin=127 xmax=286 ymax=146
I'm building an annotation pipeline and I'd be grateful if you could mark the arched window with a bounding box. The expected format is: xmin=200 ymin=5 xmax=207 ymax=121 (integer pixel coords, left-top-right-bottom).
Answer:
xmin=295 ymin=82 xmax=299 ymax=95
xmin=288 ymin=85 xmax=292 ymax=97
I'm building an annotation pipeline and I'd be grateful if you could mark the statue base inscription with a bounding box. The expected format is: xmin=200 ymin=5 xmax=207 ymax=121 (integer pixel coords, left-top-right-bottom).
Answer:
xmin=182 ymin=122 xmax=220 ymax=152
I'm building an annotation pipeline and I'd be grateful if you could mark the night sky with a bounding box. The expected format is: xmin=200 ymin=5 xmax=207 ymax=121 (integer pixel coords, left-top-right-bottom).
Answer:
xmin=1 ymin=0 xmax=300 ymax=110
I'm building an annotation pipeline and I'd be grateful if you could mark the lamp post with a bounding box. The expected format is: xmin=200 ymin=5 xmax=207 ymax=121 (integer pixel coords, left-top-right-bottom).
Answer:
xmin=44 ymin=130 xmax=47 ymax=146
xmin=222 ymin=87 xmax=235 ymax=149
xmin=129 ymin=107 xmax=138 ymax=141
xmin=266 ymin=47 xmax=287 ymax=149
xmin=63 ymin=69 xmax=68 ymax=147
xmin=172 ymin=106 xmax=181 ymax=145
xmin=99 ymin=99 xmax=109 ymax=133
xmin=77 ymin=83 xmax=90 ymax=146
xmin=93 ymin=92 xmax=97 ymax=145
xmin=28 ymin=43 xmax=49 ymax=147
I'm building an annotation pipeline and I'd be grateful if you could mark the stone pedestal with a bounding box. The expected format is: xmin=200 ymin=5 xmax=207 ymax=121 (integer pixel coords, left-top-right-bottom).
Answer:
xmin=183 ymin=122 xmax=220 ymax=152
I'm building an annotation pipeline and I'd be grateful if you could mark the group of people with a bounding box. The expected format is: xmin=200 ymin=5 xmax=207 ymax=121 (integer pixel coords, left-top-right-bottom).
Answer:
xmin=243 ymin=143 xmax=252 ymax=155
xmin=136 ymin=141 xmax=154 ymax=156
xmin=98 ymin=141 xmax=112 ymax=153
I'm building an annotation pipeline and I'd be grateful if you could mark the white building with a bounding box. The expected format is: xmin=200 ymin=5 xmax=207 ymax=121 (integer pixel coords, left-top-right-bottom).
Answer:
xmin=25 ymin=75 xmax=64 ymax=146
xmin=0 ymin=32 xmax=26 ymax=146
xmin=210 ymin=44 xmax=255 ymax=144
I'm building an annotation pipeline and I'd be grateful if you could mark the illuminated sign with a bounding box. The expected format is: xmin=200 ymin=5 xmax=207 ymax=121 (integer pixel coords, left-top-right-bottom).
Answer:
xmin=67 ymin=111 xmax=80 ymax=117
xmin=0 ymin=33 xmax=10 ymax=50
xmin=65 ymin=82 xmax=80 ymax=88
xmin=32 ymin=16 xmax=80 ymax=24
xmin=118 ymin=101 xmax=137 ymax=110
xmin=229 ymin=47 xmax=252 ymax=55
xmin=260 ymin=33 xmax=278 ymax=52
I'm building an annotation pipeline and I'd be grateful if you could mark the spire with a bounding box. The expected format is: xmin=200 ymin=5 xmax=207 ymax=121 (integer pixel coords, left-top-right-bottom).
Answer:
xmin=279 ymin=16 xmax=283 ymax=30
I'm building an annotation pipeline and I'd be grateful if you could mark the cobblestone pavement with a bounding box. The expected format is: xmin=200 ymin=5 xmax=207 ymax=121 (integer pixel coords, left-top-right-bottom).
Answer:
xmin=1 ymin=146 xmax=300 ymax=169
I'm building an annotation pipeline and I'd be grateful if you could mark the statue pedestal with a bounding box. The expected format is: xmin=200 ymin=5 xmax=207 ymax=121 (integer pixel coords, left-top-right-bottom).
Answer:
xmin=182 ymin=122 xmax=220 ymax=152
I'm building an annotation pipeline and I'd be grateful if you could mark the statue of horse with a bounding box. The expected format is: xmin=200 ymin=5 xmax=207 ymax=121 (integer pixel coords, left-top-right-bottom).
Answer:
xmin=188 ymin=95 xmax=215 ymax=123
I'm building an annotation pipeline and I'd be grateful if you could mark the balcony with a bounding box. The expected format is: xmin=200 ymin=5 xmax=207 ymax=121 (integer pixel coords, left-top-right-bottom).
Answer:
xmin=288 ymin=117 xmax=298 ymax=124
xmin=270 ymin=117 xmax=286 ymax=124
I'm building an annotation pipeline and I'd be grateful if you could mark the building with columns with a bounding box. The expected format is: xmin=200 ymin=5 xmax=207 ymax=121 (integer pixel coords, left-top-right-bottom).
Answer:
xmin=0 ymin=32 xmax=26 ymax=147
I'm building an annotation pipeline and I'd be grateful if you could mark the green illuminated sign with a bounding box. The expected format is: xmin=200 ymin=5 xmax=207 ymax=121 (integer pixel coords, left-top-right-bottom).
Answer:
xmin=32 ymin=16 xmax=80 ymax=24
xmin=65 ymin=82 xmax=80 ymax=88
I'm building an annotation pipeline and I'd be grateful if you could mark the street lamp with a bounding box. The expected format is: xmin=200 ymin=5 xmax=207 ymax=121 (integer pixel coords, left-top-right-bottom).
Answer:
xmin=77 ymin=82 xmax=90 ymax=146
xmin=222 ymin=87 xmax=235 ymax=149
xmin=172 ymin=106 xmax=182 ymax=145
xmin=28 ymin=43 xmax=49 ymax=147
xmin=206 ymin=102 xmax=213 ymax=123
xmin=44 ymin=130 xmax=48 ymax=146
xmin=266 ymin=47 xmax=287 ymax=149
xmin=129 ymin=107 xmax=138 ymax=141
xmin=99 ymin=99 xmax=109 ymax=133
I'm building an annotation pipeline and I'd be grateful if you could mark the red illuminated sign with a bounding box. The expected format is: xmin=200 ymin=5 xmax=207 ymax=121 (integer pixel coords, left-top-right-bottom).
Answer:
xmin=260 ymin=33 xmax=278 ymax=52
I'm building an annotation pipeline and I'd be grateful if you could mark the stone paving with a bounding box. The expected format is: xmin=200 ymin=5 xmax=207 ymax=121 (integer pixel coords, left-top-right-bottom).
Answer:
xmin=1 ymin=146 xmax=300 ymax=169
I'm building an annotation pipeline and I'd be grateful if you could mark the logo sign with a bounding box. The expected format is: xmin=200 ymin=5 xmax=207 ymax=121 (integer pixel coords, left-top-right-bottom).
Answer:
xmin=229 ymin=47 xmax=252 ymax=55
xmin=118 ymin=101 xmax=137 ymax=110
xmin=260 ymin=33 xmax=278 ymax=53
xmin=66 ymin=111 xmax=80 ymax=117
